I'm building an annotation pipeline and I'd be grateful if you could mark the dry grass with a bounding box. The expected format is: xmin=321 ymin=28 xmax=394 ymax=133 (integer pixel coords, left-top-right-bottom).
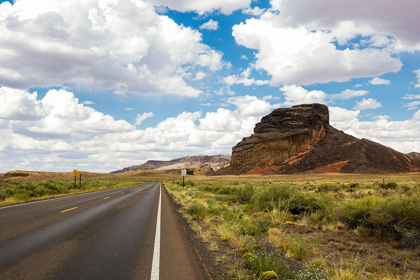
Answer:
xmin=164 ymin=173 xmax=420 ymax=279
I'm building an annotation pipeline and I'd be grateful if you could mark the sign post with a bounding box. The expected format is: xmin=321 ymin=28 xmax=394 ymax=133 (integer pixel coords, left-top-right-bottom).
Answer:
xmin=73 ymin=169 xmax=82 ymax=189
xmin=181 ymin=169 xmax=186 ymax=188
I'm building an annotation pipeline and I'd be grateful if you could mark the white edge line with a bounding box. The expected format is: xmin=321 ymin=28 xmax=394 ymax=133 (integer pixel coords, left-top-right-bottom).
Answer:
xmin=150 ymin=183 xmax=161 ymax=280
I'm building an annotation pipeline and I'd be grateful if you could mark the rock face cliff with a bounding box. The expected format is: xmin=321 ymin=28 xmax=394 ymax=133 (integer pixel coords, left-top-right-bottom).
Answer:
xmin=228 ymin=104 xmax=420 ymax=174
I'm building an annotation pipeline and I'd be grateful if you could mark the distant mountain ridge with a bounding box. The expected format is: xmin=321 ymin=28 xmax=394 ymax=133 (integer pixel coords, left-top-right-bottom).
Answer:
xmin=111 ymin=155 xmax=231 ymax=174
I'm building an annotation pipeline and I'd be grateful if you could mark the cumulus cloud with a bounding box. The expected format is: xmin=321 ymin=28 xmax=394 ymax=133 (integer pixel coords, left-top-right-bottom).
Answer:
xmin=242 ymin=6 xmax=266 ymax=16
xmin=193 ymin=71 xmax=206 ymax=81
xmin=215 ymin=86 xmax=235 ymax=96
xmin=369 ymin=77 xmax=391 ymax=85
xmin=263 ymin=95 xmax=280 ymax=101
xmin=0 ymin=87 xmax=50 ymax=120
xmin=270 ymin=0 xmax=420 ymax=52
xmin=353 ymin=98 xmax=381 ymax=110
xmin=0 ymin=0 xmax=224 ymax=97
xmin=149 ymin=0 xmax=251 ymax=15
xmin=329 ymin=89 xmax=369 ymax=100
xmin=224 ymin=75 xmax=269 ymax=86
xmin=232 ymin=17 xmax=402 ymax=86
xmin=226 ymin=95 xmax=272 ymax=117
xmin=279 ymin=85 xmax=327 ymax=106
xmin=135 ymin=112 xmax=154 ymax=125
xmin=414 ymin=69 xmax=420 ymax=88
xmin=2 ymin=88 xmax=420 ymax=172
xmin=0 ymin=90 xmax=270 ymax=172
xmin=224 ymin=67 xmax=269 ymax=86
xmin=200 ymin=19 xmax=219 ymax=31
xmin=278 ymin=86 xmax=372 ymax=106
xmin=0 ymin=87 xmax=135 ymax=140
xmin=329 ymin=107 xmax=360 ymax=123
xmin=332 ymin=109 xmax=420 ymax=154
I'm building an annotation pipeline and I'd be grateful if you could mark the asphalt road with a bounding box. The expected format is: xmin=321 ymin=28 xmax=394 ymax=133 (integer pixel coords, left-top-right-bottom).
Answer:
xmin=0 ymin=182 xmax=209 ymax=280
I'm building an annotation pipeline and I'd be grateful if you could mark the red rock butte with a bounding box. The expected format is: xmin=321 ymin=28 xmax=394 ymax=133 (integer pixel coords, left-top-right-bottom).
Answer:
xmin=227 ymin=104 xmax=420 ymax=175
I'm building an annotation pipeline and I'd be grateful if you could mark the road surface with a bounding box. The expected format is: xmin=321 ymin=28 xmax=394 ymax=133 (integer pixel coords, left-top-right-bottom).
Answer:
xmin=0 ymin=182 xmax=209 ymax=280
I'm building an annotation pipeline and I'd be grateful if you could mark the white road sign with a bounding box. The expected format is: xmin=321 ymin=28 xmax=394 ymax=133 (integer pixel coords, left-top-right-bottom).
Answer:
xmin=181 ymin=169 xmax=186 ymax=176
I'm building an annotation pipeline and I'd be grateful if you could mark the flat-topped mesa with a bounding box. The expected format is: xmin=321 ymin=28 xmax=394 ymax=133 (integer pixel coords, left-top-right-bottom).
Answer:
xmin=226 ymin=103 xmax=420 ymax=175
xmin=230 ymin=104 xmax=331 ymax=174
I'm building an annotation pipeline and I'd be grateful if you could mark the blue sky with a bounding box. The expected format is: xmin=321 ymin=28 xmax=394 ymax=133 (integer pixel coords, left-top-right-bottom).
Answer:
xmin=0 ymin=0 xmax=420 ymax=172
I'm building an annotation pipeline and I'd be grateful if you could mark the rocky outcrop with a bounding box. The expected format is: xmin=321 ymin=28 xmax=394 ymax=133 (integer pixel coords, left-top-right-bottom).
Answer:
xmin=228 ymin=104 xmax=420 ymax=174
xmin=111 ymin=155 xmax=231 ymax=174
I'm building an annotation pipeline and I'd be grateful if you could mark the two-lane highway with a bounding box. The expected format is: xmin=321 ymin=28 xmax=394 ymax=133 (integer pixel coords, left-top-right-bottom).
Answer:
xmin=0 ymin=183 xmax=209 ymax=280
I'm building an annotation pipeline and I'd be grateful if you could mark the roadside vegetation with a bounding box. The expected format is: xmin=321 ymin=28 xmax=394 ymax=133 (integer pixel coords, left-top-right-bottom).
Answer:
xmin=165 ymin=175 xmax=420 ymax=279
xmin=0 ymin=179 xmax=146 ymax=206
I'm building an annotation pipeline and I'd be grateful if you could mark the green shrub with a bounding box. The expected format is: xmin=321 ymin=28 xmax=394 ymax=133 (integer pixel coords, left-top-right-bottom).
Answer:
xmin=216 ymin=186 xmax=237 ymax=195
xmin=379 ymin=181 xmax=398 ymax=189
xmin=338 ymin=197 xmax=377 ymax=229
xmin=316 ymin=183 xmax=338 ymax=193
xmin=244 ymin=252 xmax=290 ymax=279
xmin=253 ymin=184 xmax=297 ymax=211
xmin=338 ymin=196 xmax=420 ymax=248
xmin=221 ymin=210 xmax=239 ymax=221
xmin=187 ymin=202 xmax=207 ymax=220
xmin=13 ymin=192 xmax=30 ymax=201
xmin=236 ymin=184 xmax=254 ymax=203
xmin=0 ymin=188 xmax=14 ymax=201
xmin=285 ymin=234 xmax=312 ymax=261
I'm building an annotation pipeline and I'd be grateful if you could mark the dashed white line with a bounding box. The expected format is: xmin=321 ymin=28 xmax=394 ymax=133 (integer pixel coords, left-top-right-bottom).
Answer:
xmin=150 ymin=183 xmax=161 ymax=280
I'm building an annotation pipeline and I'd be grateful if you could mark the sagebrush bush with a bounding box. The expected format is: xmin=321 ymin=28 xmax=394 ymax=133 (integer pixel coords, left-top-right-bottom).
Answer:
xmin=243 ymin=252 xmax=290 ymax=279
xmin=236 ymin=183 xmax=254 ymax=203
xmin=187 ymin=201 xmax=207 ymax=220
xmin=338 ymin=195 xmax=420 ymax=248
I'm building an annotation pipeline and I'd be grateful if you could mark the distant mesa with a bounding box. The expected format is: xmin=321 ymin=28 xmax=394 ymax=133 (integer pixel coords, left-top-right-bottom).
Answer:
xmin=221 ymin=103 xmax=420 ymax=175
xmin=111 ymin=155 xmax=231 ymax=174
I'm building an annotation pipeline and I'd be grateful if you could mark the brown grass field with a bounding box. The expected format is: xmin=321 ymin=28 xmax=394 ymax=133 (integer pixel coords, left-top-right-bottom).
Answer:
xmin=1 ymin=170 xmax=420 ymax=279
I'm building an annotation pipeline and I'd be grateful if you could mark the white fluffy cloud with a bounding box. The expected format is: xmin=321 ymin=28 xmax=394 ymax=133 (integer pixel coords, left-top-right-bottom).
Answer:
xmin=270 ymin=0 xmax=420 ymax=52
xmin=0 ymin=0 xmax=224 ymax=96
xmin=0 ymin=88 xmax=270 ymax=172
xmin=332 ymin=108 xmax=420 ymax=154
xmin=135 ymin=112 xmax=154 ymax=125
xmin=1 ymin=87 xmax=420 ymax=172
xmin=232 ymin=17 xmax=402 ymax=86
xmin=200 ymin=19 xmax=219 ymax=31
xmin=0 ymin=87 xmax=50 ymax=120
xmin=242 ymin=6 xmax=266 ymax=16
xmin=279 ymin=85 xmax=327 ymax=106
xmin=278 ymin=85 xmax=373 ymax=106
xmin=193 ymin=71 xmax=206 ymax=81
xmin=353 ymin=98 xmax=382 ymax=110
xmin=0 ymin=87 xmax=134 ymax=140
xmin=328 ymin=89 xmax=369 ymax=100
xmin=329 ymin=107 xmax=360 ymax=123
xmin=149 ymin=0 xmax=251 ymax=15
xmin=369 ymin=77 xmax=391 ymax=85
xmin=414 ymin=69 xmax=420 ymax=88
xmin=226 ymin=95 xmax=272 ymax=117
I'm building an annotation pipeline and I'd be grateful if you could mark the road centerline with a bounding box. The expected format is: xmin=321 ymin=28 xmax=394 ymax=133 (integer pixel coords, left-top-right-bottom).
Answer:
xmin=61 ymin=207 xmax=78 ymax=213
xmin=103 ymin=197 xmax=110 ymax=200
xmin=150 ymin=183 xmax=161 ymax=280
